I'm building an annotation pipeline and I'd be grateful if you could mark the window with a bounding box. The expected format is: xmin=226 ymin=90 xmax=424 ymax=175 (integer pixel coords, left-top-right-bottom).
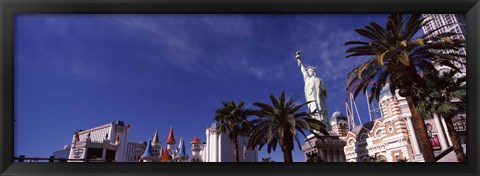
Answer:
xmin=105 ymin=149 xmax=116 ymax=162
xmin=387 ymin=104 xmax=392 ymax=116
xmin=360 ymin=134 xmax=368 ymax=141
xmin=375 ymin=129 xmax=383 ymax=137
xmin=348 ymin=139 xmax=355 ymax=145
xmin=388 ymin=126 xmax=394 ymax=133
xmin=86 ymin=148 xmax=103 ymax=160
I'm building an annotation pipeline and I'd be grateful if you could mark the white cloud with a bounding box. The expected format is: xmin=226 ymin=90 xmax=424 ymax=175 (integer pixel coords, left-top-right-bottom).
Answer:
xmin=36 ymin=15 xmax=373 ymax=83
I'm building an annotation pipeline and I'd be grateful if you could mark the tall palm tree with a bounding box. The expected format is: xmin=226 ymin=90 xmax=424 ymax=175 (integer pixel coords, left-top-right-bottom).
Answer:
xmin=246 ymin=91 xmax=329 ymax=162
xmin=214 ymin=100 xmax=250 ymax=162
xmin=414 ymin=70 xmax=466 ymax=162
xmin=344 ymin=14 xmax=465 ymax=162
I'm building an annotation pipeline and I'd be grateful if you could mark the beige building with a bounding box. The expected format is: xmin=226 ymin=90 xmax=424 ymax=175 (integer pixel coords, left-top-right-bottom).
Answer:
xmin=343 ymin=84 xmax=463 ymax=162
xmin=302 ymin=111 xmax=348 ymax=162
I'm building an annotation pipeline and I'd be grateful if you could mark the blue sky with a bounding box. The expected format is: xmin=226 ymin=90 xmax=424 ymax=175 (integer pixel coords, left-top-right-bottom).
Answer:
xmin=15 ymin=14 xmax=389 ymax=162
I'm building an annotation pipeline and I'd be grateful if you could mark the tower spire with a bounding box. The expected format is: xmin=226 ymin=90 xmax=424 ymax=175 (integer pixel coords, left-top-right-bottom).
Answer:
xmin=160 ymin=148 xmax=170 ymax=162
xmin=177 ymin=137 xmax=188 ymax=162
xmin=140 ymin=138 xmax=155 ymax=162
xmin=166 ymin=126 xmax=176 ymax=144
xmin=152 ymin=130 xmax=160 ymax=144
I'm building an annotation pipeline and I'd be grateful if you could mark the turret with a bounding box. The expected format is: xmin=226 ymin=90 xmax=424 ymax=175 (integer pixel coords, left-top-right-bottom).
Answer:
xmin=191 ymin=137 xmax=202 ymax=162
xmin=330 ymin=111 xmax=348 ymax=137
xmin=152 ymin=130 xmax=161 ymax=147
xmin=166 ymin=126 xmax=176 ymax=150
xmin=140 ymin=139 xmax=155 ymax=162
xmin=160 ymin=148 xmax=170 ymax=162
xmin=151 ymin=130 xmax=162 ymax=158
xmin=176 ymin=137 xmax=188 ymax=162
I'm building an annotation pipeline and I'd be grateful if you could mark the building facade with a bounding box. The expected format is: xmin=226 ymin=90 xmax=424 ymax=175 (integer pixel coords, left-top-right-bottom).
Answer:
xmin=67 ymin=120 xmax=130 ymax=162
xmin=422 ymin=14 xmax=467 ymax=74
xmin=301 ymin=111 xmax=348 ymax=162
xmin=343 ymin=84 xmax=465 ymax=162
xmin=55 ymin=121 xmax=258 ymax=162
xmin=202 ymin=123 xmax=258 ymax=162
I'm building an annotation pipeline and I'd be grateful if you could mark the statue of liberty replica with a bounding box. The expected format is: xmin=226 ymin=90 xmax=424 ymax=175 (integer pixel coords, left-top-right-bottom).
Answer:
xmin=297 ymin=51 xmax=347 ymax=162
xmin=295 ymin=51 xmax=331 ymax=131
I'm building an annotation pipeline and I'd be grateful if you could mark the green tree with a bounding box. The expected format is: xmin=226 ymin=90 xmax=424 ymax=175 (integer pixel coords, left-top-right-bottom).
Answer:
xmin=344 ymin=14 xmax=465 ymax=162
xmin=246 ymin=91 xmax=329 ymax=162
xmin=306 ymin=152 xmax=324 ymax=162
xmin=214 ymin=101 xmax=250 ymax=162
xmin=368 ymin=153 xmax=386 ymax=162
xmin=260 ymin=157 xmax=275 ymax=162
xmin=414 ymin=70 xmax=466 ymax=162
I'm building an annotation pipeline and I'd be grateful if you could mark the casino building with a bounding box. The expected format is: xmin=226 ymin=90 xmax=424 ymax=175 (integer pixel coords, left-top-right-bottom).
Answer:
xmin=343 ymin=84 xmax=466 ymax=162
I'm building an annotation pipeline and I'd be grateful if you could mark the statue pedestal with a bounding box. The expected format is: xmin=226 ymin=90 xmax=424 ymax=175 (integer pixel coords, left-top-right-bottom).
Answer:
xmin=302 ymin=132 xmax=347 ymax=162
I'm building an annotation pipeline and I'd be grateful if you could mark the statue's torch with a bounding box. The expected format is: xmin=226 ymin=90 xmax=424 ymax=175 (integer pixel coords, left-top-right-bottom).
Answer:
xmin=296 ymin=51 xmax=302 ymax=60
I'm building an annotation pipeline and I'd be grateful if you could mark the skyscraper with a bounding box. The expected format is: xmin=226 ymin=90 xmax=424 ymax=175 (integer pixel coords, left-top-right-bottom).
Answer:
xmin=422 ymin=14 xmax=467 ymax=73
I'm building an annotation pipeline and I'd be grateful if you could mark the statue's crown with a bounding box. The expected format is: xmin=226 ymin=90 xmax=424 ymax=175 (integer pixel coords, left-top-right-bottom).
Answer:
xmin=306 ymin=65 xmax=316 ymax=71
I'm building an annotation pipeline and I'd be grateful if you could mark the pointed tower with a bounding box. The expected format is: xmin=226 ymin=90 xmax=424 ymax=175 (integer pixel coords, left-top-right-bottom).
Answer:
xmin=190 ymin=137 xmax=202 ymax=162
xmin=176 ymin=137 xmax=188 ymax=162
xmin=140 ymin=139 xmax=155 ymax=162
xmin=151 ymin=130 xmax=162 ymax=157
xmin=160 ymin=148 xmax=170 ymax=162
xmin=166 ymin=126 xmax=176 ymax=151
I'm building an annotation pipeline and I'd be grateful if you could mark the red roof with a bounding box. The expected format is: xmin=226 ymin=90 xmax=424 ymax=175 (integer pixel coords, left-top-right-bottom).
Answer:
xmin=161 ymin=148 xmax=170 ymax=162
xmin=191 ymin=137 xmax=201 ymax=144
xmin=166 ymin=126 xmax=176 ymax=144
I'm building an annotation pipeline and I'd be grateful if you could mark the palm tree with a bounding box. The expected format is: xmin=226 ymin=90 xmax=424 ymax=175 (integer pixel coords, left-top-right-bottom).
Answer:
xmin=261 ymin=157 xmax=275 ymax=162
xmin=306 ymin=152 xmax=323 ymax=162
xmin=344 ymin=14 xmax=465 ymax=162
xmin=414 ymin=70 xmax=466 ymax=162
xmin=246 ymin=91 xmax=329 ymax=162
xmin=368 ymin=153 xmax=386 ymax=162
xmin=214 ymin=100 xmax=250 ymax=162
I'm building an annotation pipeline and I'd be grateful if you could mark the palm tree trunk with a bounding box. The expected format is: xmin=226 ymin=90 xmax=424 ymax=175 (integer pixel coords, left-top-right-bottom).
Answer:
xmin=280 ymin=130 xmax=294 ymax=162
xmin=233 ymin=137 xmax=239 ymax=162
xmin=282 ymin=147 xmax=293 ymax=162
xmin=443 ymin=116 xmax=466 ymax=162
xmin=406 ymin=96 xmax=436 ymax=162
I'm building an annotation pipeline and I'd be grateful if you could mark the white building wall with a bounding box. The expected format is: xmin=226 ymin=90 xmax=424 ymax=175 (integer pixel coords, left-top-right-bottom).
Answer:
xmin=204 ymin=127 xmax=258 ymax=162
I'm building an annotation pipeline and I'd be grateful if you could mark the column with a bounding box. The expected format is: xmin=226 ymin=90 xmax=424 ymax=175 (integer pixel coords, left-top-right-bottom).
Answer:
xmin=440 ymin=116 xmax=453 ymax=146
xmin=320 ymin=149 xmax=325 ymax=162
xmin=101 ymin=148 xmax=106 ymax=160
xmin=405 ymin=116 xmax=421 ymax=155
xmin=433 ymin=114 xmax=448 ymax=150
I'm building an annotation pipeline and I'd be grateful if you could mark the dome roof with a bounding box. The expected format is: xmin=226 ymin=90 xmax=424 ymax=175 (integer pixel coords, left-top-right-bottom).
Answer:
xmin=330 ymin=111 xmax=347 ymax=124
xmin=379 ymin=83 xmax=393 ymax=100
xmin=191 ymin=137 xmax=202 ymax=144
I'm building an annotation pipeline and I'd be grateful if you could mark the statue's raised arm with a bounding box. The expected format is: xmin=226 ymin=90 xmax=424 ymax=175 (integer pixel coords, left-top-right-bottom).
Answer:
xmin=296 ymin=51 xmax=308 ymax=80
